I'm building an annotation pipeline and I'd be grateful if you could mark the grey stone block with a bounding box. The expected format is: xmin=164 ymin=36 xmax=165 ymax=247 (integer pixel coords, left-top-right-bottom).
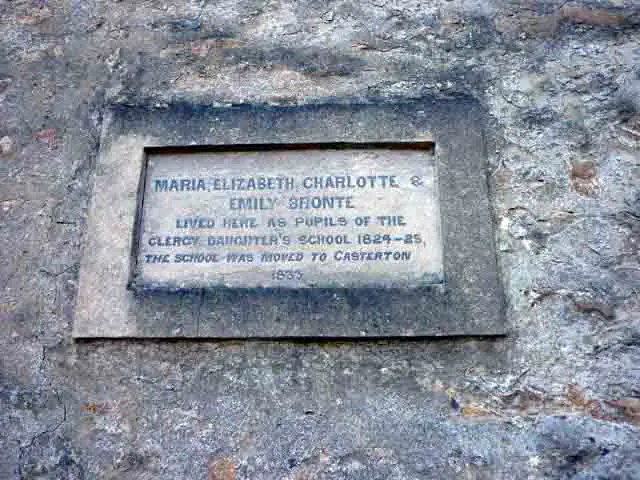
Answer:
xmin=74 ymin=98 xmax=505 ymax=337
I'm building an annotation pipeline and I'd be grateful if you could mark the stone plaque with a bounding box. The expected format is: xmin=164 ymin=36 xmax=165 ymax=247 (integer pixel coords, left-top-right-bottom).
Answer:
xmin=132 ymin=144 xmax=442 ymax=290
xmin=74 ymin=99 xmax=506 ymax=338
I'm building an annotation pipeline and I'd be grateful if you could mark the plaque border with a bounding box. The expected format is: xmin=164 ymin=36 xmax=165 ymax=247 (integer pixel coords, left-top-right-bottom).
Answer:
xmin=74 ymin=98 xmax=506 ymax=338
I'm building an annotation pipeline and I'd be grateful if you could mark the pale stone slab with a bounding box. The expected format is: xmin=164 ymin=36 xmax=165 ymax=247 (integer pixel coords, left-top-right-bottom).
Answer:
xmin=134 ymin=146 xmax=442 ymax=289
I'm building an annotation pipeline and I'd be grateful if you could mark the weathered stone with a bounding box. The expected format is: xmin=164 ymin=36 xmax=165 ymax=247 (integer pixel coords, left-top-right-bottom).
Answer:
xmin=16 ymin=7 xmax=53 ymax=26
xmin=560 ymin=5 xmax=627 ymax=26
xmin=569 ymin=159 xmax=599 ymax=196
xmin=1 ymin=0 xmax=639 ymax=478
xmin=0 ymin=136 xmax=15 ymax=156
xmin=494 ymin=14 xmax=561 ymax=38
xmin=208 ymin=458 xmax=237 ymax=480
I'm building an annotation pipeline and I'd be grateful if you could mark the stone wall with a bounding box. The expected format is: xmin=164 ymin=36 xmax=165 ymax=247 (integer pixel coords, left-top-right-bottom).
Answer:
xmin=1 ymin=0 xmax=639 ymax=478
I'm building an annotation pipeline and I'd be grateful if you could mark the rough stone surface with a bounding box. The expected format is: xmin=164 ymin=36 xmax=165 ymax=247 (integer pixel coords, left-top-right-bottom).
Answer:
xmin=0 ymin=0 xmax=638 ymax=478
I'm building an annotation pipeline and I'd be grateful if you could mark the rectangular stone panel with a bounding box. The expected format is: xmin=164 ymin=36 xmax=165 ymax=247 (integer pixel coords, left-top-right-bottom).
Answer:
xmin=73 ymin=99 xmax=506 ymax=338
xmin=132 ymin=144 xmax=442 ymax=289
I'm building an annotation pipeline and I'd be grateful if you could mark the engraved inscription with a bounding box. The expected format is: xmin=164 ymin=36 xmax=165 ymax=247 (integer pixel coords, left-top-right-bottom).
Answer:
xmin=134 ymin=147 xmax=443 ymax=288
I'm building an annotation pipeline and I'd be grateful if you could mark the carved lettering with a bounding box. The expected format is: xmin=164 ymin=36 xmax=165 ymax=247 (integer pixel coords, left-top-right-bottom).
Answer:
xmin=136 ymin=148 xmax=443 ymax=288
